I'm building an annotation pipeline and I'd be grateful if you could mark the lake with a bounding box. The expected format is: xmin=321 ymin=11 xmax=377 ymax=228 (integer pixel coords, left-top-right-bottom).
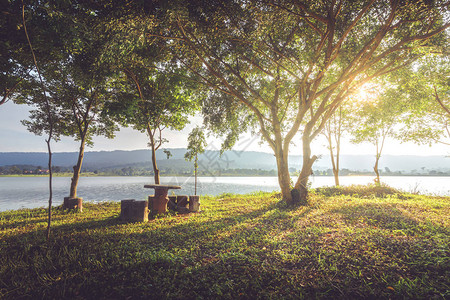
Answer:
xmin=0 ymin=176 xmax=448 ymax=211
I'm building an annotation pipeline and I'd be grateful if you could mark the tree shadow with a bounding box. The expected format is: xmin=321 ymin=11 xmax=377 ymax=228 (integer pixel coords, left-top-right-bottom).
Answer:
xmin=330 ymin=203 xmax=418 ymax=230
xmin=0 ymin=199 xmax=321 ymax=299
xmin=0 ymin=208 xmax=81 ymax=231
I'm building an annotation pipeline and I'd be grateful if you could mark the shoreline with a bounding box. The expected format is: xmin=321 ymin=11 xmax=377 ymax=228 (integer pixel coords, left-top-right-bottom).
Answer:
xmin=1 ymin=174 xmax=450 ymax=178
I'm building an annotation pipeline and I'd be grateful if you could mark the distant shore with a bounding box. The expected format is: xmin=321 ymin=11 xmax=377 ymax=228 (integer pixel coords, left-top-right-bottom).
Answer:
xmin=1 ymin=173 xmax=449 ymax=177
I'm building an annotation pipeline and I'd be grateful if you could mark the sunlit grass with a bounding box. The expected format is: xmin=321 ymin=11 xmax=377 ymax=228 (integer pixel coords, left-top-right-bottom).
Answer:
xmin=0 ymin=187 xmax=448 ymax=299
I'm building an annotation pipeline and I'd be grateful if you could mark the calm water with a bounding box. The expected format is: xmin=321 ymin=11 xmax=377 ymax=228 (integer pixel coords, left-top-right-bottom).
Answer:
xmin=0 ymin=176 xmax=448 ymax=211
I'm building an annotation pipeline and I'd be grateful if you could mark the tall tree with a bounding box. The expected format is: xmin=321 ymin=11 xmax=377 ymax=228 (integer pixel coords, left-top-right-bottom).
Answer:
xmin=20 ymin=1 xmax=118 ymax=200
xmin=140 ymin=0 xmax=449 ymax=204
xmin=322 ymin=103 xmax=351 ymax=186
xmin=21 ymin=2 xmax=55 ymax=239
xmin=185 ymin=126 xmax=207 ymax=195
xmin=100 ymin=12 xmax=200 ymax=184
xmin=350 ymin=85 xmax=405 ymax=185
xmin=109 ymin=66 xmax=197 ymax=184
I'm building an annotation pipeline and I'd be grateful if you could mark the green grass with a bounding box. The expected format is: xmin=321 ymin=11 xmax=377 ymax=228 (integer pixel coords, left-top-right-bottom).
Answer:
xmin=0 ymin=187 xmax=448 ymax=299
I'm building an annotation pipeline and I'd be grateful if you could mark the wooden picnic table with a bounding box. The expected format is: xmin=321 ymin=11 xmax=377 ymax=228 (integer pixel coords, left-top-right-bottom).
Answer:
xmin=144 ymin=184 xmax=181 ymax=214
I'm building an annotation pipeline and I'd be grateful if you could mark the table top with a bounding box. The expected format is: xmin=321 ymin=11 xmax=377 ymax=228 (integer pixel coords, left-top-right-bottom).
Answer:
xmin=144 ymin=184 xmax=181 ymax=190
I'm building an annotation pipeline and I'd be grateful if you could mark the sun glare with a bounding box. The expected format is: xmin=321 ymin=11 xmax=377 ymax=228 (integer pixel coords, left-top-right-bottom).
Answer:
xmin=350 ymin=83 xmax=378 ymax=104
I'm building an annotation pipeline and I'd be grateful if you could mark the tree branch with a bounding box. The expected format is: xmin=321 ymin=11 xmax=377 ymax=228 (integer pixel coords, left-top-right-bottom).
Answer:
xmin=434 ymin=86 xmax=450 ymax=117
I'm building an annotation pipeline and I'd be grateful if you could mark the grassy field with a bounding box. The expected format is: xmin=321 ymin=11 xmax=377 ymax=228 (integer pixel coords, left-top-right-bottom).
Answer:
xmin=0 ymin=185 xmax=448 ymax=299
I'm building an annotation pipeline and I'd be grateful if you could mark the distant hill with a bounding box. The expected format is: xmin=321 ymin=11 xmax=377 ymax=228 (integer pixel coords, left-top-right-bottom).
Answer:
xmin=0 ymin=149 xmax=449 ymax=172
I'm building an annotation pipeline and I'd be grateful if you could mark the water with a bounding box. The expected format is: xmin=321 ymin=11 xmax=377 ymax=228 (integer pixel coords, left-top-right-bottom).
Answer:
xmin=0 ymin=176 xmax=448 ymax=211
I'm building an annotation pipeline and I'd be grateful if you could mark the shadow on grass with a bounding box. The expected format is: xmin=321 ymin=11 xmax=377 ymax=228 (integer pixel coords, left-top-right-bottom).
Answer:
xmin=330 ymin=203 xmax=418 ymax=230
xmin=0 ymin=199 xmax=320 ymax=299
xmin=3 ymin=198 xmax=446 ymax=299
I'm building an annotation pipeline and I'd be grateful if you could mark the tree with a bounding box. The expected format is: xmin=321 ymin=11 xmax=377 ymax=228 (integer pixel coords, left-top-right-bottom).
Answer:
xmin=138 ymin=0 xmax=450 ymax=204
xmin=321 ymin=103 xmax=352 ymax=186
xmin=350 ymin=85 xmax=404 ymax=185
xmin=20 ymin=1 xmax=118 ymax=200
xmin=109 ymin=64 xmax=197 ymax=184
xmin=185 ymin=126 xmax=207 ymax=195
xmin=20 ymin=1 xmax=57 ymax=239
xmin=100 ymin=14 xmax=200 ymax=185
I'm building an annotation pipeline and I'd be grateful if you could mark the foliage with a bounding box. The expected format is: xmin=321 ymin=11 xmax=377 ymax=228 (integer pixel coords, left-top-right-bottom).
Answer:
xmin=394 ymin=55 xmax=450 ymax=146
xmin=349 ymin=82 xmax=407 ymax=184
xmin=0 ymin=190 xmax=449 ymax=298
xmin=5 ymin=0 xmax=450 ymax=205
xmin=17 ymin=2 xmax=119 ymax=198
xmin=107 ymin=63 xmax=198 ymax=184
xmin=185 ymin=126 xmax=207 ymax=194
xmin=132 ymin=0 xmax=450 ymax=203
xmin=184 ymin=126 xmax=207 ymax=167
xmin=0 ymin=0 xmax=41 ymax=106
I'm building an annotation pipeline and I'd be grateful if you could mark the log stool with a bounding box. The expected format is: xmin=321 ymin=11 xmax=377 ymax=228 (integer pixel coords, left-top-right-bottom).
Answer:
xmin=168 ymin=195 xmax=177 ymax=211
xmin=189 ymin=195 xmax=200 ymax=212
xmin=177 ymin=195 xmax=189 ymax=209
xmin=120 ymin=199 xmax=148 ymax=222
xmin=63 ymin=197 xmax=83 ymax=212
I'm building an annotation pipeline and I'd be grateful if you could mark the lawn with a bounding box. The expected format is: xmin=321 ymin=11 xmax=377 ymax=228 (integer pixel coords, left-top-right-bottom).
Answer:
xmin=0 ymin=186 xmax=448 ymax=299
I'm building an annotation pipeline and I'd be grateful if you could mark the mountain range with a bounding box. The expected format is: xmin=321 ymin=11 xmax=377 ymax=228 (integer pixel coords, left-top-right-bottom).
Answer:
xmin=0 ymin=149 xmax=449 ymax=172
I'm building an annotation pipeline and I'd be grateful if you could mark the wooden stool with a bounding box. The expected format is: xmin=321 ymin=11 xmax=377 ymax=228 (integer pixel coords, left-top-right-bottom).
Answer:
xmin=168 ymin=195 xmax=177 ymax=211
xmin=189 ymin=195 xmax=200 ymax=212
xmin=120 ymin=199 xmax=148 ymax=222
xmin=177 ymin=195 xmax=189 ymax=208
xmin=63 ymin=197 xmax=83 ymax=212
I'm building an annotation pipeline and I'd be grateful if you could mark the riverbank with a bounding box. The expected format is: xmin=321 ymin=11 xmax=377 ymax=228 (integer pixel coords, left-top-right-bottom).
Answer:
xmin=1 ymin=187 xmax=448 ymax=299
xmin=1 ymin=173 xmax=450 ymax=177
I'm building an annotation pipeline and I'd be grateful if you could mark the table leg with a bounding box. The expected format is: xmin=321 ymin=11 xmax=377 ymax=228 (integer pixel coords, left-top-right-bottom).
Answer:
xmin=150 ymin=188 xmax=169 ymax=214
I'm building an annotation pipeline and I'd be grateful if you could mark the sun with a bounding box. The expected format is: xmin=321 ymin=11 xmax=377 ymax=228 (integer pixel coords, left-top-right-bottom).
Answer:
xmin=349 ymin=83 xmax=378 ymax=104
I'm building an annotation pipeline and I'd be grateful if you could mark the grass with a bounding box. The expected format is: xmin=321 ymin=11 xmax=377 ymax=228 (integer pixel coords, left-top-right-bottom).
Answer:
xmin=0 ymin=186 xmax=449 ymax=299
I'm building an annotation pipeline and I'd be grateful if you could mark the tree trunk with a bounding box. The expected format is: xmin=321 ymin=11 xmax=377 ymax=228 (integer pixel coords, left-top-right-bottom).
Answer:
xmin=294 ymin=134 xmax=317 ymax=205
xmin=374 ymin=154 xmax=381 ymax=185
xmin=147 ymin=128 xmax=160 ymax=184
xmin=151 ymin=143 xmax=160 ymax=184
xmin=328 ymin=136 xmax=340 ymax=186
xmin=333 ymin=168 xmax=340 ymax=186
xmin=194 ymin=153 xmax=198 ymax=195
xmin=46 ymin=137 xmax=53 ymax=240
xmin=334 ymin=129 xmax=341 ymax=186
xmin=0 ymin=95 xmax=7 ymax=106
xmin=274 ymin=145 xmax=293 ymax=204
xmin=70 ymin=137 xmax=86 ymax=198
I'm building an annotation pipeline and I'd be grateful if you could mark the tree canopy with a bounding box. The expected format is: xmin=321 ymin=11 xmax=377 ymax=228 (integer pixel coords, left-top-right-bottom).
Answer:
xmin=396 ymin=55 xmax=450 ymax=146
xmin=130 ymin=0 xmax=450 ymax=203
xmin=4 ymin=0 xmax=450 ymax=206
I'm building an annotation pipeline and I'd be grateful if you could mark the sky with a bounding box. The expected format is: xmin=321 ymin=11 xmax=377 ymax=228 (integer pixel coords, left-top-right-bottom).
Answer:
xmin=0 ymin=100 xmax=448 ymax=157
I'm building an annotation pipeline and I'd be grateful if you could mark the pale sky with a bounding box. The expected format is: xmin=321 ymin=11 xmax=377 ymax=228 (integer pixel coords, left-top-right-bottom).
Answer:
xmin=0 ymin=101 xmax=448 ymax=156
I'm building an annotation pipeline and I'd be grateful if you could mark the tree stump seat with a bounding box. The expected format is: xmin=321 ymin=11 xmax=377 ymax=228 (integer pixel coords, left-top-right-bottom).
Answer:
xmin=176 ymin=195 xmax=189 ymax=208
xmin=165 ymin=195 xmax=200 ymax=214
xmin=168 ymin=195 xmax=177 ymax=211
xmin=189 ymin=195 xmax=200 ymax=212
xmin=120 ymin=199 xmax=149 ymax=222
xmin=63 ymin=197 xmax=83 ymax=212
